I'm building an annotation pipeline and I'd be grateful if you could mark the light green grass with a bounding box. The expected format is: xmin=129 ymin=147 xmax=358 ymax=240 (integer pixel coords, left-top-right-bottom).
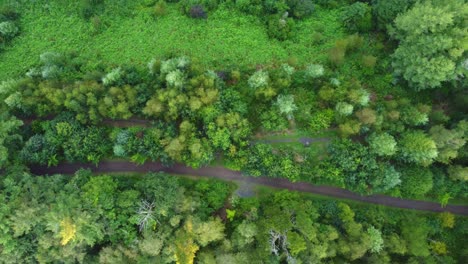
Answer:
xmin=0 ymin=1 xmax=344 ymax=80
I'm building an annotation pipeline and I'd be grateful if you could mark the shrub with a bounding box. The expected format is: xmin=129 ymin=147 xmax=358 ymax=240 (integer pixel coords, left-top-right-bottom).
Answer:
xmin=189 ymin=5 xmax=207 ymax=19
xmin=399 ymin=131 xmax=438 ymax=166
xmin=335 ymin=102 xmax=353 ymax=116
xmin=341 ymin=2 xmax=372 ymax=32
xmin=80 ymin=0 xmax=105 ymax=19
xmin=355 ymin=108 xmax=377 ymax=125
xmin=368 ymin=133 xmax=397 ymax=156
xmin=390 ymin=0 xmax=466 ymax=90
xmin=362 ymin=55 xmax=377 ymax=68
xmin=400 ymin=166 xmax=433 ymax=197
xmin=338 ymin=120 xmax=361 ymax=137
xmin=248 ymin=70 xmax=269 ymax=89
xmin=305 ymin=63 xmax=325 ymax=79
xmin=266 ymin=13 xmax=295 ymax=41
xmin=286 ymin=0 xmax=314 ymax=19
xmin=372 ymin=0 xmax=416 ymax=31
xmin=348 ymin=88 xmax=369 ymax=106
xmin=309 ymin=109 xmax=334 ymax=132
xmin=275 ymin=94 xmax=297 ymax=120
xmin=166 ymin=69 xmax=186 ymax=88
xmin=0 ymin=5 xmax=19 ymax=21
xmin=0 ymin=21 xmax=18 ymax=40
xmin=154 ymin=0 xmax=167 ymax=17
xmin=328 ymin=47 xmax=345 ymax=67
xmin=102 ymin=67 xmax=123 ymax=86
xmin=235 ymin=0 xmax=264 ymax=16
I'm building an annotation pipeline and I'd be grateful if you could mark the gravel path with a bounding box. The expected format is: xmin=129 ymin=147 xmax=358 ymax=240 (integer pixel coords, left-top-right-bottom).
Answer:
xmin=29 ymin=161 xmax=468 ymax=216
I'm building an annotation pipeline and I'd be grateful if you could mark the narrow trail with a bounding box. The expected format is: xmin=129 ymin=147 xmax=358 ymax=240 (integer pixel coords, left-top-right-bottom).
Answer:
xmin=30 ymin=161 xmax=468 ymax=216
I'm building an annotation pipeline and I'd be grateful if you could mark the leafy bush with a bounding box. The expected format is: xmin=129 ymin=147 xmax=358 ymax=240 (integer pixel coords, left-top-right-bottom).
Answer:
xmin=335 ymin=102 xmax=353 ymax=116
xmin=189 ymin=5 xmax=208 ymax=19
xmin=266 ymin=13 xmax=295 ymax=41
xmin=248 ymin=70 xmax=269 ymax=89
xmin=398 ymin=131 xmax=438 ymax=166
xmin=309 ymin=109 xmax=334 ymax=132
xmin=80 ymin=0 xmax=105 ymax=20
xmin=372 ymin=0 xmax=416 ymax=31
xmin=153 ymin=0 xmax=168 ymax=17
xmin=305 ymin=63 xmax=325 ymax=79
xmin=348 ymin=88 xmax=369 ymax=106
xmin=286 ymin=0 xmax=314 ymax=19
xmin=341 ymin=2 xmax=372 ymax=33
xmin=0 ymin=4 xmax=19 ymax=21
xmin=390 ymin=0 xmax=467 ymax=90
xmin=400 ymin=166 xmax=433 ymax=197
xmin=368 ymin=133 xmax=397 ymax=157
xmin=275 ymin=94 xmax=297 ymax=120
xmin=0 ymin=21 xmax=18 ymax=40
xmin=102 ymin=67 xmax=123 ymax=86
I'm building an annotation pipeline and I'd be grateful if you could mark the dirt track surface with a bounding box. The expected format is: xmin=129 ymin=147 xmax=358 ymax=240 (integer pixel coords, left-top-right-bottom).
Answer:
xmin=30 ymin=161 xmax=468 ymax=216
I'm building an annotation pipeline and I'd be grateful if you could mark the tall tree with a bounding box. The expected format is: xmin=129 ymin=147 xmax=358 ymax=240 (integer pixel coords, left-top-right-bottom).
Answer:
xmin=390 ymin=0 xmax=467 ymax=90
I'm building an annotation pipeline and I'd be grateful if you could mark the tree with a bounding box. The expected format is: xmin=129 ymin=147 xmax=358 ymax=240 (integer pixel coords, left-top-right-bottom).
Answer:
xmin=0 ymin=114 xmax=22 ymax=168
xmin=275 ymin=94 xmax=297 ymax=120
xmin=447 ymin=165 xmax=468 ymax=181
xmin=193 ymin=217 xmax=225 ymax=247
xmin=390 ymin=0 xmax=467 ymax=90
xmin=398 ymin=131 xmax=438 ymax=166
xmin=335 ymin=102 xmax=353 ymax=116
xmin=368 ymin=133 xmax=397 ymax=156
xmin=400 ymin=166 xmax=433 ymax=197
xmin=429 ymin=122 xmax=466 ymax=164
xmin=401 ymin=216 xmax=430 ymax=257
xmin=367 ymin=226 xmax=384 ymax=253
xmin=439 ymin=212 xmax=455 ymax=228
xmin=341 ymin=2 xmax=372 ymax=32
xmin=355 ymin=108 xmax=377 ymax=125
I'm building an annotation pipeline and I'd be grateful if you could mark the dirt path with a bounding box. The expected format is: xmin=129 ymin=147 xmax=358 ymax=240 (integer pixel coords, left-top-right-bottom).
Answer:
xmin=29 ymin=161 xmax=468 ymax=216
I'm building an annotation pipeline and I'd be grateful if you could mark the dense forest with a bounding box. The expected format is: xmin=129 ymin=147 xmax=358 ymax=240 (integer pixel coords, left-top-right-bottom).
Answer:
xmin=0 ymin=0 xmax=467 ymax=263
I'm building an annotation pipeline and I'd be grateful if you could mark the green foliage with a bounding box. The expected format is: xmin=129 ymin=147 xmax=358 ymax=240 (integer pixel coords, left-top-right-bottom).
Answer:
xmin=0 ymin=21 xmax=18 ymax=39
xmin=371 ymin=0 xmax=415 ymax=30
xmin=398 ymin=131 xmax=438 ymax=166
xmin=401 ymin=216 xmax=430 ymax=257
xmin=286 ymin=0 xmax=315 ymax=19
xmin=367 ymin=226 xmax=384 ymax=253
xmin=0 ymin=4 xmax=343 ymax=81
xmin=447 ymin=165 xmax=468 ymax=181
xmin=266 ymin=13 xmax=295 ymax=40
xmin=390 ymin=0 xmax=467 ymax=90
xmin=335 ymin=102 xmax=353 ymax=116
xmin=368 ymin=133 xmax=397 ymax=156
xmin=275 ymin=94 xmax=298 ymax=120
xmin=305 ymin=63 xmax=325 ymax=79
xmin=309 ymin=109 xmax=334 ymax=132
xmin=400 ymin=166 xmax=433 ymax=197
xmin=341 ymin=2 xmax=372 ymax=32
xmin=429 ymin=122 xmax=466 ymax=164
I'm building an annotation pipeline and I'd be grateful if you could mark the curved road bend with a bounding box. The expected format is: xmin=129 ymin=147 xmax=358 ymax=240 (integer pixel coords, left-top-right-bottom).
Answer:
xmin=29 ymin=161 xmax=468 ymax=216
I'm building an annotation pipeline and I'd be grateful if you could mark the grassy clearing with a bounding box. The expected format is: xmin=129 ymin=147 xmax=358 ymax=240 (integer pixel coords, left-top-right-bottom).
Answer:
xmin=0 ymin=1 xmax=344 ymax=80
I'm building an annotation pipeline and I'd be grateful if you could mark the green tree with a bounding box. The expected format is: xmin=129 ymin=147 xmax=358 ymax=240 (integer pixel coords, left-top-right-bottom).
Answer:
xmin=368 ymin=133 xmax=397 ymax=156
xmin=400 ymin=166 xmax=433 ymax=197
xmin=447 ymin=165 xmax=467 ymax=181
xmin=390 ymin=0 xmax=467 ymax=90
xmin=401 ymin=216 xmax=430 ymax=257
xmin=429 ymin=122 xmax=466 ymax=164
xmin=275 ymin=94 xmax=298 ymax=120
xmin=398 ymin=131 xmax=438 ymax=166
xmin=341 ymin=2 xmax=372 ymax=32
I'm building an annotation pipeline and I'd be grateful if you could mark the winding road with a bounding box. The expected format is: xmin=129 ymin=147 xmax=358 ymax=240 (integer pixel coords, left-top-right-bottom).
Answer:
xmin=30 ymin=161 xmax=468 ymax=216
